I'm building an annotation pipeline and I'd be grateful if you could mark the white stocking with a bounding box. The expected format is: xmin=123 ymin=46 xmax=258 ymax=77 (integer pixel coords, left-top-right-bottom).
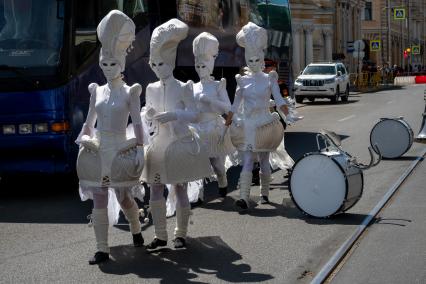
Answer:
xmin=210 ymin=157 xmax=227 ymax=188
xmin=91 ymin=208 xmax=109 ymax=253
xmin=149 ymin=184 xmax=167 ymax=241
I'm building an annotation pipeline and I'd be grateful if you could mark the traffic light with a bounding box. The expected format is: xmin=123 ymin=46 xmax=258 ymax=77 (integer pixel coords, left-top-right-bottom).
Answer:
xmin=404 ymin=48 xmax=411 ymax=58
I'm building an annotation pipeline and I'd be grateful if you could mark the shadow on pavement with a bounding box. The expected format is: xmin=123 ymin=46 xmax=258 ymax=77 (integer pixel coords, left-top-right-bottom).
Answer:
xmin=285 ymin=131 xmax=350 ymax=162
xmin=0 ymin=173 xmax=92 ymax=224
xmin=382 ymin=156 xmax=423 ymax=161
xmin=100 ymin=236 xmax=273 ymax=283
xmin=283 ymin=205 xmax=372 ymax=226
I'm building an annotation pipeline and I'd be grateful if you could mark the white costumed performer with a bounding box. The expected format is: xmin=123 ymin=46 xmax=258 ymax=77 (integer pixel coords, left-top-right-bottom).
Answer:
xmin=229 ymin=22 xmax=289 ymax=210
xmin=76 ymin=10 xmax=145 ymax=265
xmin=141 ymin=19 xmax=212 ymax=249
xmin=192 ymin=32 xmax=234 ymax=198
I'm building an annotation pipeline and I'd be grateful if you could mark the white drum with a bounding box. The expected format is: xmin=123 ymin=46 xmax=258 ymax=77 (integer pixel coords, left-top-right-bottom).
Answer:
xmin=370 ymin=118 xmax=414 ymax=159
xmin=289 ymin=151 xmax=364 ymax=218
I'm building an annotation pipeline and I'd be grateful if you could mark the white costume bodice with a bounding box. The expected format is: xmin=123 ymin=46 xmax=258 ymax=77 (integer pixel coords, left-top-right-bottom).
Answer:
xmin=193 ymin=78 xmax=231 ymax=118
xmin=145 ymin=77 xmax=197 ymax=139
xmin=231 ymin=71 xmax=285 ymax=115
xmin=86 ymin=81 xmax=142 ymax=135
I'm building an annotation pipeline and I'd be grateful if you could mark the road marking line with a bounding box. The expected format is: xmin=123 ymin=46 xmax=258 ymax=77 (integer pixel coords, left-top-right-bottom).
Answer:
xmin=386 ymin=100 xmax=394 ymax=104
xmin=338 ymin=115 xmax=356 ymax=122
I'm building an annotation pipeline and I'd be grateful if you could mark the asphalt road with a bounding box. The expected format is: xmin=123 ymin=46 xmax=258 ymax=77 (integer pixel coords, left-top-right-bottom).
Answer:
xmin=330 ymin=159 xmax=426 ymax=284
xmin=0 ymin=84 xmax=425 ymax=283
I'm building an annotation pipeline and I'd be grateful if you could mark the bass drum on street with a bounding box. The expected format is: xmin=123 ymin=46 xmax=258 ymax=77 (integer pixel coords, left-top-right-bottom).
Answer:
xmin=289 ymin=151 xmax=364 ymax=218
xmin=370 ymin=117 xmax=414 ymax=159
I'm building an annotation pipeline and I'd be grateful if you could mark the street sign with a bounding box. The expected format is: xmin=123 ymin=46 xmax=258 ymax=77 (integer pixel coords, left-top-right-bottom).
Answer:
xmin=353 ymin=40 xmax=365 ymax=51
xmin=371 ymin=40 xmax=381 ymax=51
xmin=394 ymin=8 xmax=406 ymax=20
xmin=347 ymin=41 xmax=354 ymax=53
xmin=352 ymin=51 xmax=365 ymax=59
xmin=412 ymin=45 xmax=421 ymax=55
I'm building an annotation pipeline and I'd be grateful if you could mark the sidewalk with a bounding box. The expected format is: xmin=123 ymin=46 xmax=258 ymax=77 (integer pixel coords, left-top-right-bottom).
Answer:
xmin=350 ymin=84 xmax=402 ymax=93
xmin=331 ymin=159 xmax=426 ymax=284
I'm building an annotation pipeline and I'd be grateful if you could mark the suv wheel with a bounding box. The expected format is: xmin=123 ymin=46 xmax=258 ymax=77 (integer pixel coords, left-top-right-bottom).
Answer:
xmin=296 ymin=96 xmax=304 ymax=103
xmin=330 ymin=87 xmax=339 ymax=103
xmin=341 ymin=85 xmax=349 ymax=102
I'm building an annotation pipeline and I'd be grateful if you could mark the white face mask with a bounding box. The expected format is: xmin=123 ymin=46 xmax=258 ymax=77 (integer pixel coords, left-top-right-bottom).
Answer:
xmin=246 ymin=54 xmax=264 ymax=73
xmin=99 ymin=59 xmax=122 ymax=81
xmin=195 ymin=59 xmax=214 ymax=79
xmin=150 ymin=57 xmax=173 ymax=80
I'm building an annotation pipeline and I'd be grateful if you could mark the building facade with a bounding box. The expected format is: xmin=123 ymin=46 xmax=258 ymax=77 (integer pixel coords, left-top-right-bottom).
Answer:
xmin=361 ymin=0 xmax=425 ymax=71
xmin=289 ymin=0 xmax=365 ymax=78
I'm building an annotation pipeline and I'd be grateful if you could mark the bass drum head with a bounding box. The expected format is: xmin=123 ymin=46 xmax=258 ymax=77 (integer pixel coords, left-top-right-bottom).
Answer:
xmin=370 ymin=119 xmax=411 ymax=158
xmin=290 ymin=154 xmax=346 ymax=218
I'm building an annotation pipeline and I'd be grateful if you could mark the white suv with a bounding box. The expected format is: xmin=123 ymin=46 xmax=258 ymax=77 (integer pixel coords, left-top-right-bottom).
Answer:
xmin=293 ymin=62 xmax=350 ymax=103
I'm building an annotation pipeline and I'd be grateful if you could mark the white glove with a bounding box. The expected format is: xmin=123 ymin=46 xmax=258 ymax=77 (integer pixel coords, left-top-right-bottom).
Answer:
xmin=135 ymin=145 xmax=144 ymax=173
xmin=153 ymin=111 xmax=177 ymax=123
xmin=79 ymin=135 xmax=99 ymax=151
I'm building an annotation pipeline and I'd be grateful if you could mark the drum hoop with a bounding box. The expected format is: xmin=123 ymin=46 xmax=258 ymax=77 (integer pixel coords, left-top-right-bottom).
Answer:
xmin=370 ymin=118 xmax=413 ymax=158
xmin=288 ymin=152 xmax=349 ymax=218
xmin=342 ymin=170 xmax=364 ymax=212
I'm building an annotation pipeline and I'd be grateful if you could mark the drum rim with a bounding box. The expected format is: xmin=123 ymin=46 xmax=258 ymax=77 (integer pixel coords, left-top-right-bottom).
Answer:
xmin=370 ymin=118 xmax=413 ymax=159
xmin=341 ymin=170 xmax=364 ymax=212
xmin=288 ymin=152 xmax=349 ymax=218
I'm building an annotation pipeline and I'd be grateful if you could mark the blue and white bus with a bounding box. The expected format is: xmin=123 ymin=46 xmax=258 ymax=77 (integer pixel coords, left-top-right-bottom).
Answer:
xmin=0 ymin=0 xmax=291 ymax=178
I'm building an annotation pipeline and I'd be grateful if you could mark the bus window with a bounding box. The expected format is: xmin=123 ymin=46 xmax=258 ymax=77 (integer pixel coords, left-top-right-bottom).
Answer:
xmin=74 ymin=0 xmax=98 ymax=68
xmin=74 ymin=0 xmax=150 ymax=68
xmin=0 ymin=0 xmax=64 ymax=72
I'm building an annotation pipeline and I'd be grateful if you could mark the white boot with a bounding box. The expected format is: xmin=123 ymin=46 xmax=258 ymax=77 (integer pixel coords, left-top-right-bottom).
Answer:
xmin=121 ymin=202 xmax=141 ymax=234
xmin=149 ymin=199 xmax=168 ymax=241
xmin=260 ymin=173 xmax=271 ymax=203
xmin=122 ymin=202 xmax=144 ymax=247
xmin=174 ymin=206 xmax=191 ymax=248
xmin=91 ymin=208 xmax=109 ymax=253
xmin=235 ymin=171 xmax=252 ymax=209
xmin=174 ymin=206 xmax=191 ymax=239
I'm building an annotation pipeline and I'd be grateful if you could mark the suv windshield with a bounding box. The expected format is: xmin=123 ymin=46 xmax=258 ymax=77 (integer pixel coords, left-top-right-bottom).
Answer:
xmin=0 ymin=0 xmax=64 ymax=76
xmin=303 ymin=65 xmax=336 ymax=75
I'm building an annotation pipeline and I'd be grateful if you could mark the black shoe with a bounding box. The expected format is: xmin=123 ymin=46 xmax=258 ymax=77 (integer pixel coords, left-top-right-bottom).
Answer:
xmin=260 ymin=195 xmax=269 ymax=204
xmin=88 ymin=251 xmax=109 ymax=265
xmin=146 ymin=238 xmax=167 ymax=250
xmin=218 ymin=187 xmax=227 ymax=198
xmin=173 ymin=237 xmax=186 ymax=249
xmin=132 ymin=233 xmax=144 ymax=247
xmin=235 ymin=199 xmax=248 ymax=210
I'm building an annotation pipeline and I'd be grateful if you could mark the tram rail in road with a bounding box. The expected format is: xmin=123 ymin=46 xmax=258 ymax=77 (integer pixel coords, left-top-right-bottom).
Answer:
xmin=311 ymin=146 xmax=426 ymax=284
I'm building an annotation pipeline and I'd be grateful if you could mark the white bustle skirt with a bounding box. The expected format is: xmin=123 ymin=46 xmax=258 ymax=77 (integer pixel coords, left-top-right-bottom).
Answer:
xmin=193 ymin=113 xmax=235 ymax=158
xmin=142 ymin=125 xmax=213 ymax=184
xmin=230 ymin=110 xmax=284 ymax=152
xmin=77 ymin=131 xmax=145 ymax=224
xmin=77 ymin=131 xmax=143 ymax=188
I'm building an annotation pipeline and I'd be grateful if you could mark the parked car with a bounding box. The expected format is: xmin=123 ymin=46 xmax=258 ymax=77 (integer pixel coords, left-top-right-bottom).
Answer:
xmin=293 ymin=62 xmax=350 ymax=103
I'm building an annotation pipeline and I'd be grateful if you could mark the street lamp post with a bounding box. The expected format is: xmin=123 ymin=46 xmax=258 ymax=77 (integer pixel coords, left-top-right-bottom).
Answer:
xmin=387 ymin=0 xmax=391 ymax=65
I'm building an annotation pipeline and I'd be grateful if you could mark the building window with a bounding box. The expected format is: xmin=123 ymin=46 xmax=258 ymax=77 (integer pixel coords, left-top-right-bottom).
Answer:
xmin=364 ymin=2 xmax=372 ymax=21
